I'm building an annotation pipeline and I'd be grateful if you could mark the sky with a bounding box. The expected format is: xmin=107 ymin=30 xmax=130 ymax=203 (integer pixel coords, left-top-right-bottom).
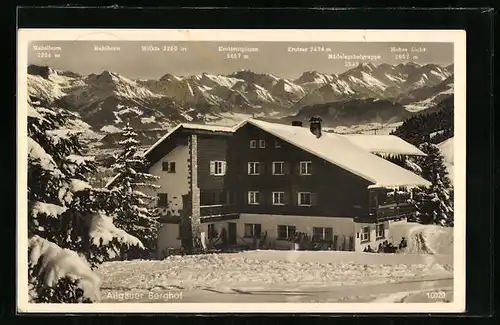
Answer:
xmin=28 ymin=41 xmax=453 ymax=80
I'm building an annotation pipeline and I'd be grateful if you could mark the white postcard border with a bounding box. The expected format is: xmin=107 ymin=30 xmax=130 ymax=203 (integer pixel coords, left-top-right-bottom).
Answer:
xmin=17 ymin=28 xmax=466 ymax=313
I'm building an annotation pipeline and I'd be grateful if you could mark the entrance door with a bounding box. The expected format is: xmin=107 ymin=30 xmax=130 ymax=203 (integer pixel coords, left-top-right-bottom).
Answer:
xmin=228 ymin=222 xmax=237 ymax=245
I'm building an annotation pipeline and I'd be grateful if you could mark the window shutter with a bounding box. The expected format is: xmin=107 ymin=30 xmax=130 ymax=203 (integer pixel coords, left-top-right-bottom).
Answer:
xmin=209 ymin=161 xmax=216 ymax=175
xmin=255 ymin=224 xmax=262 ymax=238
xmin=294 ymin=162 xmax=300 ymax=175
xmin=284 ymin=191 xmax=290 ymax=205
xmin=283 ymin=162 xmax=290 ymax=175
xmin=291 ymin=189 xmax=297 ymax=206
xmin=222 ymin=161 xmax=227 ymax=175
xmin=311 ymin=193 xmax=318 ymax=206
xmin=256 ymin=191 xmax=261 ymax=204
xmin=325 ymin=227 xmax=333 ymax=241
xmin=259 ymin=162 xmax=265 ymax=175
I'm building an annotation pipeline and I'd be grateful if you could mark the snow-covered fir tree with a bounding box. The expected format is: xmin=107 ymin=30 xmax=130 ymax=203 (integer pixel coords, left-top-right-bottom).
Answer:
xmin=414 ymin=142 xmax=454 ymax=226
xmin=108 ymin=122 xmax=160 ymax=256
xmin=27 ymin=97 xmax=143 ymax=303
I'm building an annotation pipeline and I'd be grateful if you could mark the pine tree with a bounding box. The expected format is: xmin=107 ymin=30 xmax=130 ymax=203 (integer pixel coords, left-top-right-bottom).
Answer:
xmin=108 ymin=122 xmax=160 ymax=256
xmin=27 ymin=97 xmax=142 ymax=303
xmin=414 ymin=142 xmax=454 ymax=226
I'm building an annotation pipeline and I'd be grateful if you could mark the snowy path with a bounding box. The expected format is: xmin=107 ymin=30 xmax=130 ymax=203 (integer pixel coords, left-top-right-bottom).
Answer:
xmin=97 ymin=223 xmax=454 ymax=303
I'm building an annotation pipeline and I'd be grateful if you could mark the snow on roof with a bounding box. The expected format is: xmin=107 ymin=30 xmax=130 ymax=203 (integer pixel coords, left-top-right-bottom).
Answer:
xmin=181 ymin=123 xmax=236 ymax=133
xmin=143 ymin=122 xmax=241 ymax=157
xmin=438 ymin=137 xmax=454 ymax=164
xmin=341 ymin=134 xmax=426 ymax=156
xmin=438 ymin=137 xmax=454 ymax=186
xmin=139 ymin=118 xmax=430 ymax=189
xmin=245 ymin=119 xmax=431 ymax=188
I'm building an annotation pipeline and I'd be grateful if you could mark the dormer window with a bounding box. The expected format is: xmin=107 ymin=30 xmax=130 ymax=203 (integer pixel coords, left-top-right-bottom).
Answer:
xmin=250 ymin=140 xmax=257 ymax=148
xmin=259 ymin=140 xmax=266 ymax=148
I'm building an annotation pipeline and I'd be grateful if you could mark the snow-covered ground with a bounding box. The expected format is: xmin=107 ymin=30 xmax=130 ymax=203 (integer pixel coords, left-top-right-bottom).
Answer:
xmin=96 ymin=222 xmax=454 ymax=303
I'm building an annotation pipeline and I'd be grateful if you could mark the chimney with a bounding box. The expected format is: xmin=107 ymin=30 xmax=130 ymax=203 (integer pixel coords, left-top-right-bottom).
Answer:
xmin=309 ymin=116 xmax=322 ymax=138
xmin=291 ymin=121 xmax=303 ymax=127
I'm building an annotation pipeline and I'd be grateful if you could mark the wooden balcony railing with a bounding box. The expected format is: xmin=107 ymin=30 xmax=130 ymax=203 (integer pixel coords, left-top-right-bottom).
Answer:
xmin=369 ymin=202 xmax=416 ymax=222
xmin=200 ymin=204 xmax=234 ymax=216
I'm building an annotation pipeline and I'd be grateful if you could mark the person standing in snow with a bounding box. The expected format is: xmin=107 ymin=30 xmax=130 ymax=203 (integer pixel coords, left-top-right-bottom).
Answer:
xmin=399 ymin=237 xmax=408 ymax=249
xmin=261 ymin=231 xmax=267 ymax=249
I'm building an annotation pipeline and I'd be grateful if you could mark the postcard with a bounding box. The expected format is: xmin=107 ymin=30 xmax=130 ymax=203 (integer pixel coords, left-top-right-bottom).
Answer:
xmin=17 ymin=28 xmax=465 ymax=313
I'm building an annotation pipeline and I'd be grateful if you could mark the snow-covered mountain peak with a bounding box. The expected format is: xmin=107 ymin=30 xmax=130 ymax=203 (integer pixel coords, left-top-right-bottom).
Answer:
xmin=159 ymin=73 xmax=181 ymax=82
xmin=397 ymin=61 xmax=422 ymax=68
xmin=27 ymin=63 xmax=454 ymax=137
xmin=359 ymin=62 xmax=376 ymax=71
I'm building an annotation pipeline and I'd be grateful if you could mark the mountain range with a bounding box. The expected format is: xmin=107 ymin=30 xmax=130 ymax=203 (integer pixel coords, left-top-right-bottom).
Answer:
xmin=27 ymin=62 xmax=454 ymax=136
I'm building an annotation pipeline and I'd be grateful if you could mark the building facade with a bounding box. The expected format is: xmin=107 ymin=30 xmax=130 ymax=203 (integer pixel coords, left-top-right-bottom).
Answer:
xmin=131 ymin=119 xmax=430 ymax=258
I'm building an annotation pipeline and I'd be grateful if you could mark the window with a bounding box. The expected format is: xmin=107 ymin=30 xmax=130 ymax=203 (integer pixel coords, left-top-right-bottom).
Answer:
xmin=250 ymin=140 xmax=257 ymax=148
xmin=277 ymin=225 xmax=296 ymax=240
xmin=376 ymin=223 xmax=385 ymax=239
xmin=361 ymin=226 xmax=370 ymax=242
xmin=313 ymin=227 xmax=333 ymax=242
xmin=244 ymin=223 xmax=262 ymax=238
xmin=157 ymin=193 xmax=168 ymax=207
xmin=162 ymin=161 xmax=176 ymax=173
xmin=259 ymin=139 xmax=266 ymax=148
xmin=275 ymin=140 xmax=281 ymax=148
xmin=248 ymin=191 xmax=260 ymax=205
xmin=272 ymin=161 xmax=284 ymax=175
xmin=210 ymin=161 xmax=226 ymax=176
xmin=298 ymin=192 xmax=312 ymax=206
xmin=248 ymin=162 xmax=260 ymax=175
xmin=272 ymin=192 xmax=285 ymax=205
xmin=200 ymin=190 xmax=227 ymax=206
xmin=300 ymin=161 xmax=312 ymax=175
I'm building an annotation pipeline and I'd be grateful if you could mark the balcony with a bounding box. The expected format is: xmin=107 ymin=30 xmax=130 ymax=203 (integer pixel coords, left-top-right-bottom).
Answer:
xmin=370 ymin=202 xmax=416 ymax=221
xmin=357 ymin=188 xmax=417 ymax=223
xmin=200 ymin=204 xmax=239 ymax=223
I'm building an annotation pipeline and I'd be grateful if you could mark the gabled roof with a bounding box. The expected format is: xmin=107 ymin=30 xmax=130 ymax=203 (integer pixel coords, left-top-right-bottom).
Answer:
xmin=143 ymin=122 xmax=240 ymax=157
xmin=136 ymin=118 xmax=431 ymax=189
xmin=240 ymin=119 xmax=431 ymax=189
xmin=340 ymin=134 xmax=426 ymax=156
